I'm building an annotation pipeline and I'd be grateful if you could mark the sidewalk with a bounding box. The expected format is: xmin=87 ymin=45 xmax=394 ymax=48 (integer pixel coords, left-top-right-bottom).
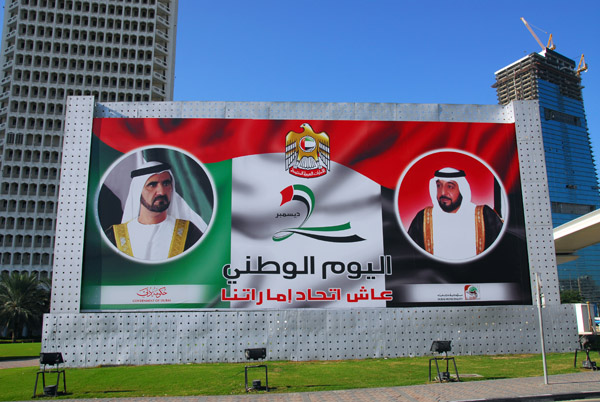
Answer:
xmin=12 ymin=371 xmax=600 ymax=402
xmin=0 ymin=357 xmax=38 ymax=369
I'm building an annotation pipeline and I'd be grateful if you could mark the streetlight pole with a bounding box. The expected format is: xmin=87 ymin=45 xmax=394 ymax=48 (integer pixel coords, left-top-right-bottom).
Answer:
xmin=536 ymin=272 xmax=549 ymax=385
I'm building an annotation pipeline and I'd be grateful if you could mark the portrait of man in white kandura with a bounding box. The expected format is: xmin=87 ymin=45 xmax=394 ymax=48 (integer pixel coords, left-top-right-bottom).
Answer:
xmin=103 ymin=153 xmax=209 ymax=262
xmin=407 ymin=167 xmax=503 ymax=261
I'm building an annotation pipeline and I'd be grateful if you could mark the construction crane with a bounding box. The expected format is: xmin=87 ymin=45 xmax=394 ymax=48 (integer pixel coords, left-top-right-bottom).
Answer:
xmin=520 ymin=18 xmax=589 ymax=76
xmin=577 ymin=54 xmax=588 ymax=76
xmin=520 ymin=17 xmax=555 ymax=52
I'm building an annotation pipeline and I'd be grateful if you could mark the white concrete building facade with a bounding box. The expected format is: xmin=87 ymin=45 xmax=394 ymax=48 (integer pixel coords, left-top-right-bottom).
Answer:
xmin=0 ymin=0 xmax=178 ymax=277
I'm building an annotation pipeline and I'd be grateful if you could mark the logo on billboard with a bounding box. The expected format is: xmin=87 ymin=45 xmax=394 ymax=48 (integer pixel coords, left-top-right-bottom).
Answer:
xmin=136 ymin=286 xmax=168 ymax=299
xmin=273 ymin=184 xmax=364 ymax=243
xmin=285 ymin=123 xmax=330 ymax=178
xmin=464 ymin=285 xmax=480 ymax=300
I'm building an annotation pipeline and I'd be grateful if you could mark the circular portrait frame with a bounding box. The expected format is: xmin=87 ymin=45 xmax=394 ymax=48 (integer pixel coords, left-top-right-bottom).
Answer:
xmin=95 ymin=145 xmax=216 ymax=264
xmin=394 ymin=148 xmax=508 ymax=264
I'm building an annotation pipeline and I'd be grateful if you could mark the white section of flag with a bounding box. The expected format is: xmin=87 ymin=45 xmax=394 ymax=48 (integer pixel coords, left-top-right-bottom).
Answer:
xmin=230 ymin=154 xmax=386 ymax=308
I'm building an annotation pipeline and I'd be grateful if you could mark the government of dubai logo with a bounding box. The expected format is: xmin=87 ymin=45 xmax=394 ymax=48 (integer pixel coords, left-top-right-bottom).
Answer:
xmin=285 ymin=123 xmax=330 ymax=178
xmin=273 ymin=184 xmax=365 ymax=243
xmin=464 ymin=285 xmax=480 ymax=300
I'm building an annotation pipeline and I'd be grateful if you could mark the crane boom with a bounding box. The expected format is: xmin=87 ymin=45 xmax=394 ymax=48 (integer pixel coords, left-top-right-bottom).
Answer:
xmin=521 ymin=17 xmax=555 ymax=51
xmin=521 ymin=17 xmax=545 ymax=51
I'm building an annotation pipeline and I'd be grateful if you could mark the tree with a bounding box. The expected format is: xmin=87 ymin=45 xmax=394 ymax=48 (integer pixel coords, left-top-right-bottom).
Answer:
xmin=0 ymin=272 xmax=50 ymax=342
xmin=560 ymin=289 xmax=584 ymax=304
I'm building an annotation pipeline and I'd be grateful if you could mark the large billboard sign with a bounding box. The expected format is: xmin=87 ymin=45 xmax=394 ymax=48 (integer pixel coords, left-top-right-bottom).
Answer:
xmin=81 ymin=118 xmax=531 ymax=310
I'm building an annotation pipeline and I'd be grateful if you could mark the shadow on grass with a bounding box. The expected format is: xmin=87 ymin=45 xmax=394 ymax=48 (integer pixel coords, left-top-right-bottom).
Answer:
xmin=254 ymin=387 xmax=278 ymax=391
xmin=0 ymin=356 xmax=38 ymax=362
xmin=33 ymin=392 xmax=71 ymax=398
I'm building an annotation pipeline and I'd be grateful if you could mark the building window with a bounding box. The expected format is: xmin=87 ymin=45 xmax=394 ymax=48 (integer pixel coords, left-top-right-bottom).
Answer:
xmin=544 ymin=108 xmax=581 ymax=127
xmin=551 ymin=202 xmax=595 ymax=215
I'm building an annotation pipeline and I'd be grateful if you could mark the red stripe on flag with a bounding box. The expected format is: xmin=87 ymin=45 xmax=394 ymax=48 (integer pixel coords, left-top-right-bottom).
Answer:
xmin=280 ymin=186 xmax=294 ymax=206
xmin=92 ymin=118 xmax=520 ymax=192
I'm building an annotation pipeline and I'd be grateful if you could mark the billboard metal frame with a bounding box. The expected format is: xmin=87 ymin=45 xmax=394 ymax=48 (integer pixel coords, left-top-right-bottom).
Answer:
xmin=42 ymin=97 xmax=574 ymax=367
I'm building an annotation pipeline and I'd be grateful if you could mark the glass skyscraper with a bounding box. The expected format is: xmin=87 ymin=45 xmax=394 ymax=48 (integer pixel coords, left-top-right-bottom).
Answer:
xmin=494 ymin=49 xmax=600 ymax=301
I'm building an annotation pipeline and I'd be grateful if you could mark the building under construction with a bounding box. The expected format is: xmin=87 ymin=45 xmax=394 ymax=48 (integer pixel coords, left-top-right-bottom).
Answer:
xmin=494 ymin=49 xmax=600 ymax=301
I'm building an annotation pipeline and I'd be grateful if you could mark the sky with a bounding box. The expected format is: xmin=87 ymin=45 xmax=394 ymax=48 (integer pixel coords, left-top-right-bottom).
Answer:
xmin=174 ymin=0 xmax=600 ymax=162
xmin=0 ymin=0 xmax=598 ymax=160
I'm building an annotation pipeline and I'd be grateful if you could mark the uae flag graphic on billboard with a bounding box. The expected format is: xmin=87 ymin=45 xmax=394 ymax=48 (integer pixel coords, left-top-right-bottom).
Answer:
xmin=80 ymin=118 xmax=531 ymax=310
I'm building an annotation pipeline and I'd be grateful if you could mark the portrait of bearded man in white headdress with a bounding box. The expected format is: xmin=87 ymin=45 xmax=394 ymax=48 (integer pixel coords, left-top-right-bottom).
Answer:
xmin=105 ymin=161 xmax=207 ymax=261
xmin=407 ymin=167 xmax=503 ymax=260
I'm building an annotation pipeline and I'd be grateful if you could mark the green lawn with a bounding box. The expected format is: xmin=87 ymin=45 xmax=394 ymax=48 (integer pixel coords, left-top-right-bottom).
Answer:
xmin=0 ymin=348 xmax=589 ymax=401
xmin=0 ymin=342 xmax=40 ymax=360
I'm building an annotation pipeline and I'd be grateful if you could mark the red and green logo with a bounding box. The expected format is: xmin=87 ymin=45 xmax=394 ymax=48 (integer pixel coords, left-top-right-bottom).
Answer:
xmin=273 ymin=185 xmax=365 ymax=243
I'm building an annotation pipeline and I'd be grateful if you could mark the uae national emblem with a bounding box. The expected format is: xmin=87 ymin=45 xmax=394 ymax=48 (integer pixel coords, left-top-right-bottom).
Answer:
xmin=285 ymin=123 xmax=330 ymax=178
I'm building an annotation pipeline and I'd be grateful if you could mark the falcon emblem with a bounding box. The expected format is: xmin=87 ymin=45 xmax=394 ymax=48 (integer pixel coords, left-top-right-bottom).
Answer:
xmin=285 ymin=123 xmax=330 ymax=178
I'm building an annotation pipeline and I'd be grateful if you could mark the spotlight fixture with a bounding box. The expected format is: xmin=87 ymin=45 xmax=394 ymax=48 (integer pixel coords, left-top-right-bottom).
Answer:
xmin=244 ymin=348 xmax=266 ymax=361
xmin=244 ymin=348 xmax=269 ymax=392
xmin=430 ymin=340 xmax=452 ymax=354
xmin=33 ymin=352 xmax=67 ymax=398
xmin=575 ymin=335 xmax=599 ymax=370
xmin=429 ymin=341 xmax=460 ymax=383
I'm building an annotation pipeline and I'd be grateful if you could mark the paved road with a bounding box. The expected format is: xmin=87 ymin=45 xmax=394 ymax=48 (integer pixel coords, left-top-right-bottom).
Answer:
xmin=5 ymin=358 xmax=600 ymax=402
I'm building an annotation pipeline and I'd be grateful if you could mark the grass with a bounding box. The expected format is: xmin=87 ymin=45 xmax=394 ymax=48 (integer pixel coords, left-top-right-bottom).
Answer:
xmin=0 ymin=342 xmax=40 ymax=360
xmin=0 ymin=346 xmax=589 ymax=401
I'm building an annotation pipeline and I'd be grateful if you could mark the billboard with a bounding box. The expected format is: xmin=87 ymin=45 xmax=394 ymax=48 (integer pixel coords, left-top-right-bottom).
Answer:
xmin=81 ymin=118 xmax=531 ymax=310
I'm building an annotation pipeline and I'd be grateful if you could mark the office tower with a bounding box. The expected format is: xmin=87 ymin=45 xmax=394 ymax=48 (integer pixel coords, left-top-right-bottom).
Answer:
xmin=494 ymin=49 xmax=600 ymax=301
xmin=0 ymin=0 xmax=178 ymax=277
